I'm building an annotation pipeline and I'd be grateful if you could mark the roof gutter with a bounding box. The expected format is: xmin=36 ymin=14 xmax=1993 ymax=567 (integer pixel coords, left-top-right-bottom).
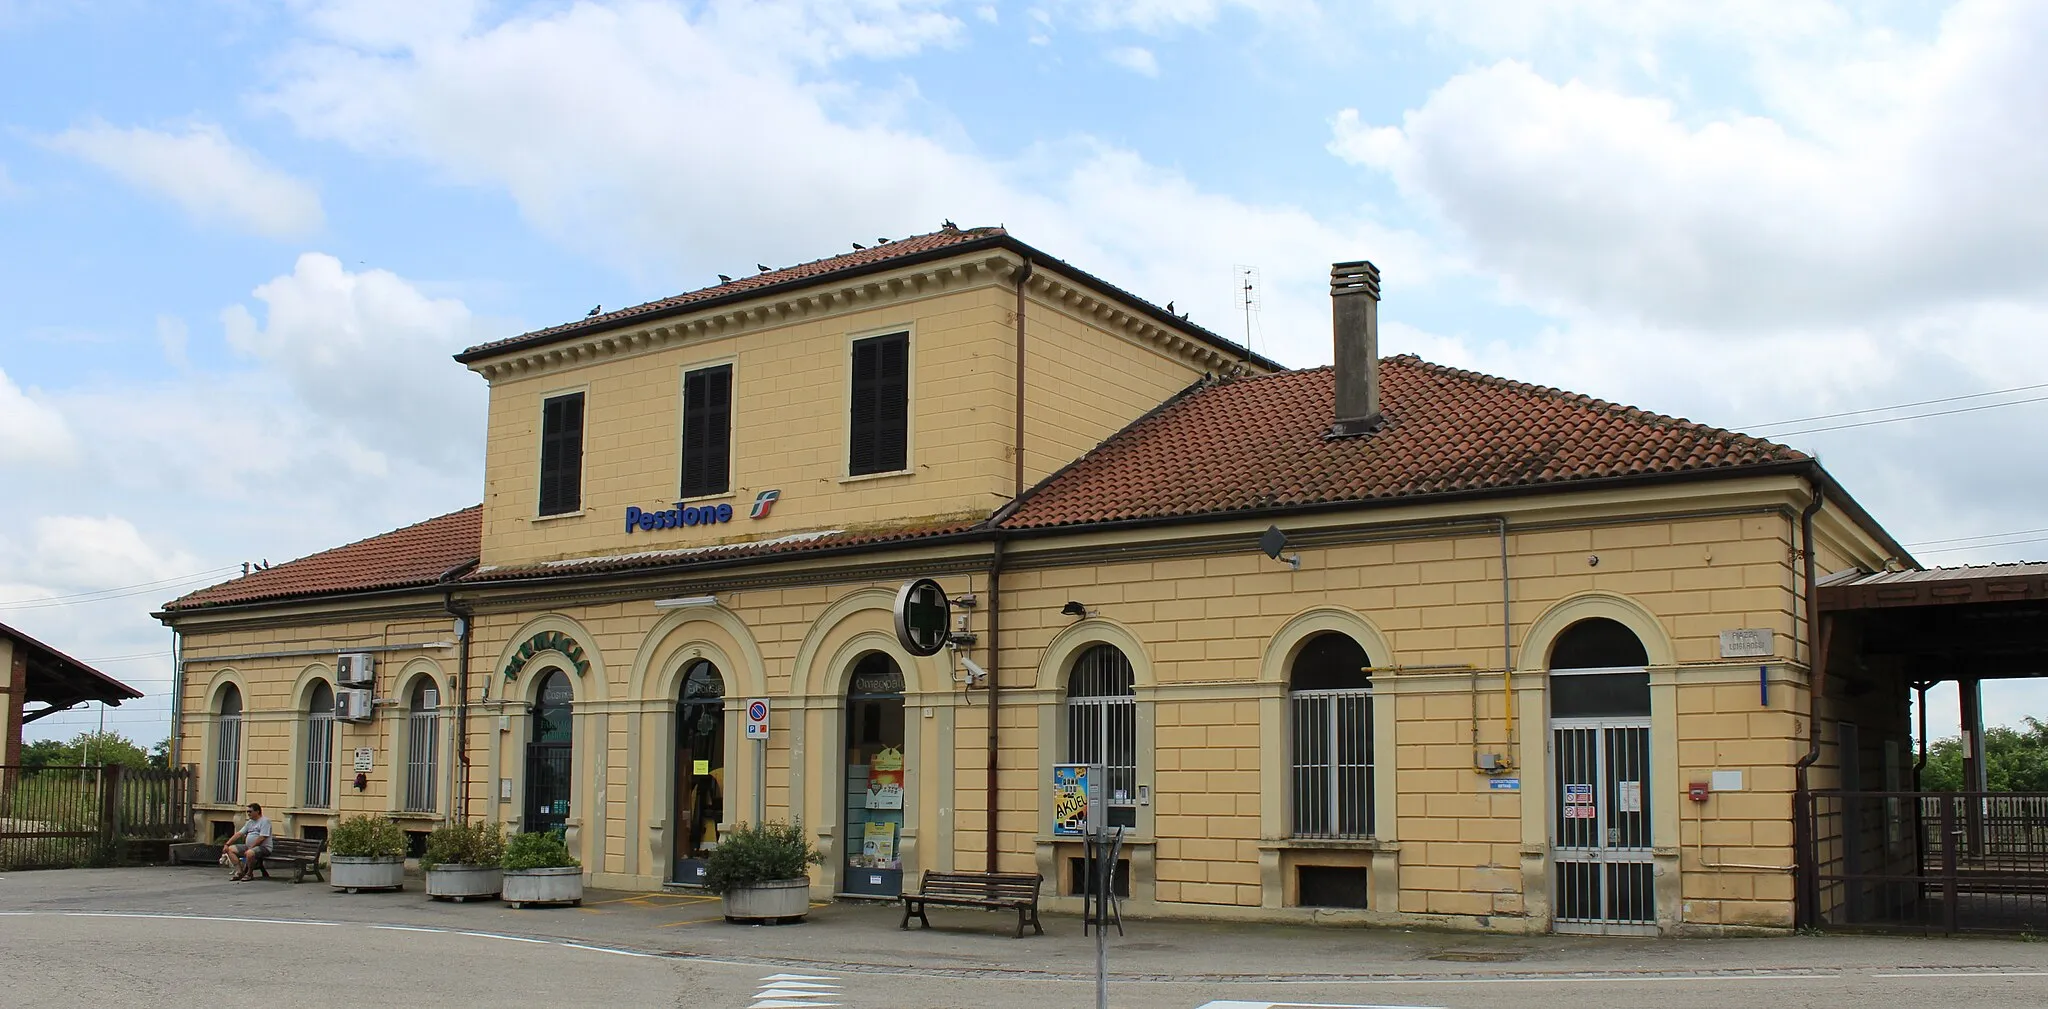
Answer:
xmin=1001 ymin=459 xmax=1827 ymax=541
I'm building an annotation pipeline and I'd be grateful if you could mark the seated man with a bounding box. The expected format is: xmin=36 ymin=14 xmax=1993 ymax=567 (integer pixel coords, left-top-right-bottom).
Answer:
xmin=222 ymin=802 xmax=274 ymax=881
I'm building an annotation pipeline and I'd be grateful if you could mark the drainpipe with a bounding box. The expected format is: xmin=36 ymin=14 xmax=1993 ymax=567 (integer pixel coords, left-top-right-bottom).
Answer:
xmin=444 ymin=594 xmax=474 ymax=823
xmin=983 ymin=257 xmax=1031 ymax=872
xmin=1913 ymin=681 xmax=1930 ymax=789
xmin=1791 ymin=485 xmax=1828 ymax=926
xmin=985 ymin=537 xmax=1005 ymax=873
xmin=1013 ymin=257 xmax=1033 ymax=497
xmin=1499 ymin=517 xmax=1515 ymax=766
xmin=168 ymin=626 xmax=184 ymax=768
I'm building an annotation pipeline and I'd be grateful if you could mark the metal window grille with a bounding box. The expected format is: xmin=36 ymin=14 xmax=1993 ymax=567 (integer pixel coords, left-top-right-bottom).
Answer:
xmin=405 ymin=710 xmax=438 ymax=813
xmin=213 ymin=715 xmax=241 ymax=804
xmin=304 ymin=713 xmax=334 ymax=809
xmin=1065 ymin=646 xmax=1137 ymax=816
xmin=1290 ymin=688 xmax=1373 ymax=838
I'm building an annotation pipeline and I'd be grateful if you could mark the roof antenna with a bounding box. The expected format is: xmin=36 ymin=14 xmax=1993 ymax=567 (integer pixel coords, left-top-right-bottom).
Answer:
xmin=1233 ymin=264 xmax=1261 ymax=352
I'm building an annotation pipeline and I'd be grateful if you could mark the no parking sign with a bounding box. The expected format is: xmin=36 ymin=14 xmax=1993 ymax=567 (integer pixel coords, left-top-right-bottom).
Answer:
xmin=745 ymin=698 xmax=769 ymax=740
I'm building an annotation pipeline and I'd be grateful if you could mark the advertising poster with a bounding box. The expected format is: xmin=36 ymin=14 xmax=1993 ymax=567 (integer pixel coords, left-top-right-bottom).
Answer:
xmin=862 ymin=821 xmax=899 ymax=869
xmin=866 ymin=746 xmax=905 ymax=810
xmin=1053 ymin=764 xmax=1090 ymax=837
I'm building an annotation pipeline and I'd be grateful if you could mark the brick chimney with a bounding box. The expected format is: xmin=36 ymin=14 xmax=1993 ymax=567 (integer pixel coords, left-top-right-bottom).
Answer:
xmin=1329 ymin=260 xmax=1383 ymax=437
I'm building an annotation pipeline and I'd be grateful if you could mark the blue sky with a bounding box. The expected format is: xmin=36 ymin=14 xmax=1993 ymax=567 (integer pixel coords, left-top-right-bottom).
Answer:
xmin=3 ymin=0 xmax=2046 ymax=744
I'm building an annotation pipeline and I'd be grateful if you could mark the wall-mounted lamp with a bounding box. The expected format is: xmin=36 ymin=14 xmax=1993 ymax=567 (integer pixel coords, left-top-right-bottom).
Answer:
xmin=653 ymin=595 xmax=719 ymax=609
xmin=1259 ymin=525 xmax=1301 ymax=571
xmin=1061 ymin=600 xmax=1090 ymax=619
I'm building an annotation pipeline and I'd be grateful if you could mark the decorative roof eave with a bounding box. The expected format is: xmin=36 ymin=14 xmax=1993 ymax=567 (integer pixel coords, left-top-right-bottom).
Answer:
xmin=1015 ymin=265 xmax=1256 ymax=377
xmin=468 ymin=255 xmax=1006 ymax=381
xmin=470 ymin=250 xmax=1261 ymax=383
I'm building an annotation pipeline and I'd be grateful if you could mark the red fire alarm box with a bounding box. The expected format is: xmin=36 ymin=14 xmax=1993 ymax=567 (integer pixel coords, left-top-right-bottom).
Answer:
xmin=1687 ymin=782 xmax=1710 ymax=802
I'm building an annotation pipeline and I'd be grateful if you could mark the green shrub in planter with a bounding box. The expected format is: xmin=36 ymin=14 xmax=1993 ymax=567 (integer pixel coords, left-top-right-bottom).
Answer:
xmin=702 ymin=820 xmax=822 ymax=895
xmin=422 ymin=820 xmax=505 ymax=870
xmin=330 ymin=814 xmax=406 ymax=859
xmin=502 ymin=831 xmax=580 ymax=871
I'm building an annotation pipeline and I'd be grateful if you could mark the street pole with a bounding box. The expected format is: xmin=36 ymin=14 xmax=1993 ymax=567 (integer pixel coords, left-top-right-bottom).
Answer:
xmin=1095 ymin=836 xmax=1108 ymax=1009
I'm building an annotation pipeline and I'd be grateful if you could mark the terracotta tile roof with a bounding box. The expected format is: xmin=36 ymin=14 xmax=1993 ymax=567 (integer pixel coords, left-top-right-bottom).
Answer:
xmin=1000 ymin=356 xmax=1809 ymax=530
xmin=460 ymin=519 xmax=986 ymax=584
xmin=458 ymin=226 xmax=1008 ymax=362
xmin=162 ymin=506 xmax=482 ymax=612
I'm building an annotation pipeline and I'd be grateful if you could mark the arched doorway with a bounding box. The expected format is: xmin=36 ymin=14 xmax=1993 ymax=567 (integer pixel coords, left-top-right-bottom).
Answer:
xmin=842 ymin=652 xmax=906 ymax=897
xmin=524 ymin=669 xmax=574 ymax=837
xmin=672 ymin=659 xmax=726 ymax=884
xmin=1547 ymin=616 xmax=1655 ymax=934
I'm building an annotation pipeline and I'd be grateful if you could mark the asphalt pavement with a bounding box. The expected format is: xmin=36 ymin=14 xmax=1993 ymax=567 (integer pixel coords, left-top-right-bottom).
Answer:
xmin=3 ymin=866 xmax=2047 ymax=1008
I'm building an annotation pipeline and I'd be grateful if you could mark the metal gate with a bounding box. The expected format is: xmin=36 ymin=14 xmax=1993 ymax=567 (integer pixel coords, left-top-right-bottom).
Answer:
xmin=1800 ymin=790 xmax=2048 ymax=932
xmin=1552 ymin=721 xmax=1656 ymax=933
xmin=523 ymin=744 xmax=571 ymax=837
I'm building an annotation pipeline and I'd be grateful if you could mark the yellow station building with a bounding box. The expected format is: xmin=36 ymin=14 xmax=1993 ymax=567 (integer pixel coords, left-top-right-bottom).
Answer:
xmin=159 ymin=226 xmax=1913 ymax=935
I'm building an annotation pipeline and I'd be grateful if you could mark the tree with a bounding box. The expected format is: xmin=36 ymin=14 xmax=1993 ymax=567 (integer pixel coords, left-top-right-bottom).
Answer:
xmin=1919 ymin=718 xmax=2048 ymax=792
xmin=15 ymin=731 xmax=157 ymax=771
xmin=19 ymin=738 xmax=68 ymax=769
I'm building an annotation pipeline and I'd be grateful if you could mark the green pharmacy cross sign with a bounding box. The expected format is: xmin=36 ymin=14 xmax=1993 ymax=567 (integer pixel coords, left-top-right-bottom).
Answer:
xmin=502 ymin=630 xmax=591 ymax=681
xmin=893 ymin=578 xmax=952 ymax=657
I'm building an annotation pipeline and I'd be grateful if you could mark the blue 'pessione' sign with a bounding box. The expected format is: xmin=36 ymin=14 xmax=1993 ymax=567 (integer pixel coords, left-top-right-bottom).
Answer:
xmin=625 ymin=502 xmax=733 ymax=533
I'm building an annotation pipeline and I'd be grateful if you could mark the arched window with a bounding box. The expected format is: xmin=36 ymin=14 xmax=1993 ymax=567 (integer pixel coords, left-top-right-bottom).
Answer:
xmin=1549 ymin=617 xmax=1650 ymax=719
xmin=1289 ymin=633 xmax=1373 ymax=838
xmin=403 ymin=678 xmax=440 ymax=812
xmin=305 ymin=680 xmax=334 ymax=809
xmin=1066 ymin=644 xmax=1137 ymax=829
xmin=214 ymin=685 xmax=243 ymax=804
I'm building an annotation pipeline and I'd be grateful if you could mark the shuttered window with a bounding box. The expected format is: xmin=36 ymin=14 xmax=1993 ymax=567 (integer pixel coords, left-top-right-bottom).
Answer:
xmin=538 ymin=392 xmax=585 ymax=516
xmin=848 ymin=332 xmax=908 ymax=476
xmin=680 ymin=364 xmax=732 ymax=498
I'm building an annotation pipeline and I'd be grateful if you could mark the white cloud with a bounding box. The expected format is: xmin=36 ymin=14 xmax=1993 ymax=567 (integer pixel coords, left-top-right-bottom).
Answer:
xmin=0 ymin=160 xmax=21 ymax=199
xmin=221 ymin=252 xmax=486 ymax=467
xmin=1374 ymin=0 xmax=1852 ymax=61
xmin=17 ymin=515 xmax=199 ymax=591
xmin=1332 ymin=2 xmax=2048 ymax=330
xmin=156 ymin=314 xmax=189 ymax=369
xmin=262 ymin=1 xmax=1435 ymax=368
xmin=1053 ymin=0 xmax=1317 ymax=34
xmin=1104 ymin=44 xmax=1159 ymax=76
xmin=46 ymin=122 xmax=324 ymax=238
xmin=0 ymin=366 xmax=75 ymax=465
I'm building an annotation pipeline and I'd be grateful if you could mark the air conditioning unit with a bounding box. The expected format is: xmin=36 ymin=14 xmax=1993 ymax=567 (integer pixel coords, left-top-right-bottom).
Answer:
xmin=335 ymin=688 xmax=374 ymax=722
xmin=336 ymin=652 xmax=376 ymax=687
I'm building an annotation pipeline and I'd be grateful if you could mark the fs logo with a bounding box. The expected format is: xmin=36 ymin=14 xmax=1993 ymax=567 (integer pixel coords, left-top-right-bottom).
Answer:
xmin=750 ymin=488 xmax=781 ymax=520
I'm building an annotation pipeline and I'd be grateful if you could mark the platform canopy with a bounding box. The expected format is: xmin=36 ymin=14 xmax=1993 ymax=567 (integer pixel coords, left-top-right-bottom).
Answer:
xmin=1819 ymin=563 xmax=2048 ymax=683
xmin=3 ymin=620 xmax=144 ymax=724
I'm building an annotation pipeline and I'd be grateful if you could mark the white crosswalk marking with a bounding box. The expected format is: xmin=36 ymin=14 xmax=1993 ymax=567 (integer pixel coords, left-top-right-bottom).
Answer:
xmin=749 ymin=972 xmax=841 ymax=1008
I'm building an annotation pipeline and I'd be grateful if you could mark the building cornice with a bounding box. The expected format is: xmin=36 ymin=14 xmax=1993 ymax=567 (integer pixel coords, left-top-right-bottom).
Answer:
xmin=468 ymin=249 xmax=1261 ymax=384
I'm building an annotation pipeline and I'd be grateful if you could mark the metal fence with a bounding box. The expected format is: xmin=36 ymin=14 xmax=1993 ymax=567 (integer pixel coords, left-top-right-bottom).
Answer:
xmin=404 ymin=710 xmax=438 ymax=813
xmin=0 ymin=765 xmax=194 ymax=870
xmin=1803 ymin=790 xmax=2048 ymax=933
xmin=1290 ymin=689 xmax=1372 ymax=838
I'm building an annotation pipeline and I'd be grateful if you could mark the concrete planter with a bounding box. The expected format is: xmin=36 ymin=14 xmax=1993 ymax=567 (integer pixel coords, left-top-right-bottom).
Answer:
xmin=721 ymin=878 xmax=813 ymax=924
xmin=502 ymin=866 xmax=583 ymax=908
xmin=425 ymin=864 xmax=503 ymax=902
xmin=330 ymin=856 xmax=405 ymax=893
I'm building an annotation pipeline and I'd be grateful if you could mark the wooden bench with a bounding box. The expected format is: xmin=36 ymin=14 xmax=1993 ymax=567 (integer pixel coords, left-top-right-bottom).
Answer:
xmin=249 ymin=837 xmax=327 ymax=884
xmin=899 ymin=870 xmax=1043 ymax=938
